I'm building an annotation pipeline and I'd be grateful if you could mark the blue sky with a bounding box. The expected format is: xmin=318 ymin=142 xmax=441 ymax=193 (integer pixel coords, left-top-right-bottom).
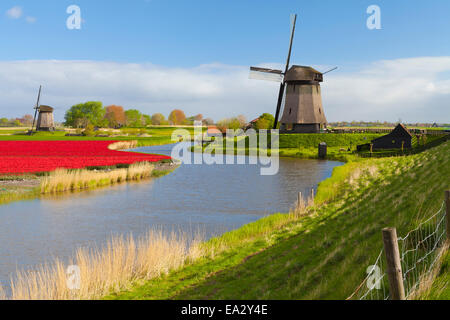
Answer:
xmin=0 ymin=0 xmax=449 ymax=122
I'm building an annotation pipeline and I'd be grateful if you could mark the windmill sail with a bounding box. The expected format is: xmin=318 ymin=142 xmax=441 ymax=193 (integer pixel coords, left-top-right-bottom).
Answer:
xmin=273 ymin=13 xmax=297 ymax=129
xmin=30 ymin=85 xmax=42 ymax=134
xmin=249 ymin=67 xmax=284 ymax=82
xmin=248 ymin=13 xmax=299 ymax=129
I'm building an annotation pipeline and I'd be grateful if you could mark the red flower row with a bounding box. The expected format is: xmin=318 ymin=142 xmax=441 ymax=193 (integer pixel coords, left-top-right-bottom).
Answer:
xmin=0 ymin=141 xmax=171 ymax=174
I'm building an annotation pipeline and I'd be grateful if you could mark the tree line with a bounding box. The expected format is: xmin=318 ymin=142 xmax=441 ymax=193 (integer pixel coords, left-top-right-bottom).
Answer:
xmin=63 ymin=101 xmax=275 ymax=131
xmin=0 ymin=115 xmax=34 ymax=127
xmin=0 ymin=102 xmax=276 ymax=131
xmin=64 ymin=101 xmax=214 ymax=128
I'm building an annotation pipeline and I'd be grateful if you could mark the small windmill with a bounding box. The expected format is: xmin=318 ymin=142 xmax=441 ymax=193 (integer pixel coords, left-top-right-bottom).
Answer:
xmin=29 ymin=85 xmax=55 ymax=134
xmin=250 ymin=14 xmax=336 ymax=133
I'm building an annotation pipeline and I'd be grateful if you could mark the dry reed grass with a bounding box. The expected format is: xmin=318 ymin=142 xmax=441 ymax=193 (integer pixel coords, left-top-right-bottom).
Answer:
xmin=108 ymin=141 xmax=138 ymax=150
xmin=409 ymin=243 xmax=449 ymax=300
xmin=0 ymin=285 xmax=6 ymax=300
xmin=7 ymin=230 xmax=204 ymax=300
xmin=40 ymin=162 xmax=154 ymax=194
xmin=290 ymin=189 xmax=315 ymax=217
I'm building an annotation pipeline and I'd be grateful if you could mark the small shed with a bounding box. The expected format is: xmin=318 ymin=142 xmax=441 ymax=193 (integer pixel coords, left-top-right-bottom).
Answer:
xmin=36 ymin=105 xmax=55 ymax=131
xmin=359 ymin=124 xmax=413 ymax=151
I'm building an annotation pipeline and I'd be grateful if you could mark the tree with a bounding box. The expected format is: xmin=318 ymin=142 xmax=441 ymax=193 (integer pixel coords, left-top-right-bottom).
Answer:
xmin=237 ymin=115 xmax=247 ymax=127
xmin=65 ymin=101 xmax=105 ymax=128
xmin=168 ymin=109 xmax=186 ymax=125
xmin=20 ymin=114 xmax=34 ymax=126
xmin=254 ymin=113 xmax=275 ymax=130
xmin=104 ymin=105 xmax=126 ymax=128
xmin=202 ymin=118 xmax=214 ymax=126
xmin=142 ymin=114 xmax=152 ymax=126
xmin=151 ymin=113 xmax=166 ymax=125
xmin=216 ymin=117 xmax=242 ymax=133
xmin=125 ymin=109 xmax=143 ymax=127
xmin=0 ymin=118 xmax=9 ymax=127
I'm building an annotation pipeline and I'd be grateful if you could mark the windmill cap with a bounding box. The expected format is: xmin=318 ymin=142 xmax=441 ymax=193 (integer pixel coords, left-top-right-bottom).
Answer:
xmin=39 ymin=105 xmax=54 ymax=112
xmin=285 ymin=65 xmax=323 ymax=83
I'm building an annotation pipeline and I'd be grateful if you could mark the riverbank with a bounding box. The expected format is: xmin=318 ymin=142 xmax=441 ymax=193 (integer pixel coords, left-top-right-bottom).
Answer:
xmin=0 ymin=161 xmax=177 ymax=205
xmin=106 ymin=140 xmax=449 ymax=300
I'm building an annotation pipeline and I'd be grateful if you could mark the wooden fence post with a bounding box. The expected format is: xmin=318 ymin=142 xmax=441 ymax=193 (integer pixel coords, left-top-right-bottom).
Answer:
xmin=382 ymin=228 xmax=406 ymax=300
xmin=446 ymin=190 xmax=450 ymax=243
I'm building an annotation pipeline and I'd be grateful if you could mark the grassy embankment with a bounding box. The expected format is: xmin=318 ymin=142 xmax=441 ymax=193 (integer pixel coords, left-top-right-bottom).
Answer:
xmin=195 ymin=132 xmax=447 ymax=161
xmin=106 ymin=140 xmax=449 ymax=300
xmin=194 ymin=133 xmax=384 ymax=162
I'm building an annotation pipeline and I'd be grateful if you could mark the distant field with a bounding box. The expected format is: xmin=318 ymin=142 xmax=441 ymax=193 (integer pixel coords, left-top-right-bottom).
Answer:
xmin=0 ymin=127 xmax=198 ymax=147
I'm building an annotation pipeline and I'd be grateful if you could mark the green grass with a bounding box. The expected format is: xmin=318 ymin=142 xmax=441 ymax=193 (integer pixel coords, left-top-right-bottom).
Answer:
xmin=193 ymin=133 xmax=379 ymax=162
xmin=279 ymin=133 xmax=382 ymax=149
xmin=0 ymin=127 xmax=198 ymax=147
xmin=108 ymin=141 xmax=449 ymax=300
xmin=419 ymin=251 xmax=450 ymax=299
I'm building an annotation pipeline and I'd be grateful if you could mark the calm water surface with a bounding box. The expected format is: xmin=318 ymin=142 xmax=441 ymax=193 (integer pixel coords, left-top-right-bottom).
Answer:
xmin=0 ymin=144 xmax=342 ymax=288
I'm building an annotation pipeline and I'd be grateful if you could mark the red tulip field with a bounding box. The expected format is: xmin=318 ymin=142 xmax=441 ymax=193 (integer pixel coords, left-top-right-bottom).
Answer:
xmin=0 ymin=141 xmax=171 ymax=174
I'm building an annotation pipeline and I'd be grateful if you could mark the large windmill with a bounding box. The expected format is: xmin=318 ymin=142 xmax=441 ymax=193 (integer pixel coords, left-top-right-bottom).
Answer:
xmin=250 ymin=14 xmax=335 ymax=133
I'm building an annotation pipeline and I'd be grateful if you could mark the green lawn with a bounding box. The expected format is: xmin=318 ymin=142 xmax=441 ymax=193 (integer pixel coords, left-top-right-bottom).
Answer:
xmin=108 ymin=141 xmax=449 ymax=300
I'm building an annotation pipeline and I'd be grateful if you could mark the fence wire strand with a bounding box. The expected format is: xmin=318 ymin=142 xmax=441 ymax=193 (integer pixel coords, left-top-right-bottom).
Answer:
xmin=348 ymin=201 xmax=447 ymax=300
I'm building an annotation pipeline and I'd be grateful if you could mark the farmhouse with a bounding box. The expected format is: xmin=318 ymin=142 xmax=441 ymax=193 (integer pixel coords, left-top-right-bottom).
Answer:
xmin=358 ymin=124 xmax=413 ymax=151
xmin=205 ymin=126 xmax=223 ymax=137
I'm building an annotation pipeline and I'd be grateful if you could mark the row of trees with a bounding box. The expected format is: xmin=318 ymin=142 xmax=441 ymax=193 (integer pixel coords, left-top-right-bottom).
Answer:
xmin=0 ymin=115 xmax=34 ymax=127
xmin=64 ymin=102 xmax=214 ymax=128
xmin=215 ymin=113 xmax=275 ymax=132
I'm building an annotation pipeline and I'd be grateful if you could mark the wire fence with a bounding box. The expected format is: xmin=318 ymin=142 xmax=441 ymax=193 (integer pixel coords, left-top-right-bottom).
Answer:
xmin=348 ymin=201 xmax=447 ymax=300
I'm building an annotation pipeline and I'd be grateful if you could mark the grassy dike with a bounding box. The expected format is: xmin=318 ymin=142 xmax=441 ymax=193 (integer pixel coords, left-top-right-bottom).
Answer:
xmin=108 ymin=141 xmax=449 ymax=300
xmin=192 ymin=133 xmax=384 ymax=162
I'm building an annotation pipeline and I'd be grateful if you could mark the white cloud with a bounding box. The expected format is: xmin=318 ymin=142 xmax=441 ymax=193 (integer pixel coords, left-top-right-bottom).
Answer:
xmin=322 ymin=57 xmax=450 ymax=122
xmin=6 ymin=6 xmax=23 ymax=19
xmin=0 ymin=57 xmax=448 ymax=123
xmin=25 ymin=16 xmax=37 ymax=24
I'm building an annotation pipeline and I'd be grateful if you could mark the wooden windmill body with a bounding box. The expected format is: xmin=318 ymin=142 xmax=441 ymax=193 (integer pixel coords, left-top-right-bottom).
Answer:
xmin=280 ymin=66 xmax=327 ymax=133
xmin=250 ymin=14 xmax=335 ymax=133
xmin=36 ymin=105 xmax=55 ymax=131
xmin=30 ymin=86 xmax=55 ymax=133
